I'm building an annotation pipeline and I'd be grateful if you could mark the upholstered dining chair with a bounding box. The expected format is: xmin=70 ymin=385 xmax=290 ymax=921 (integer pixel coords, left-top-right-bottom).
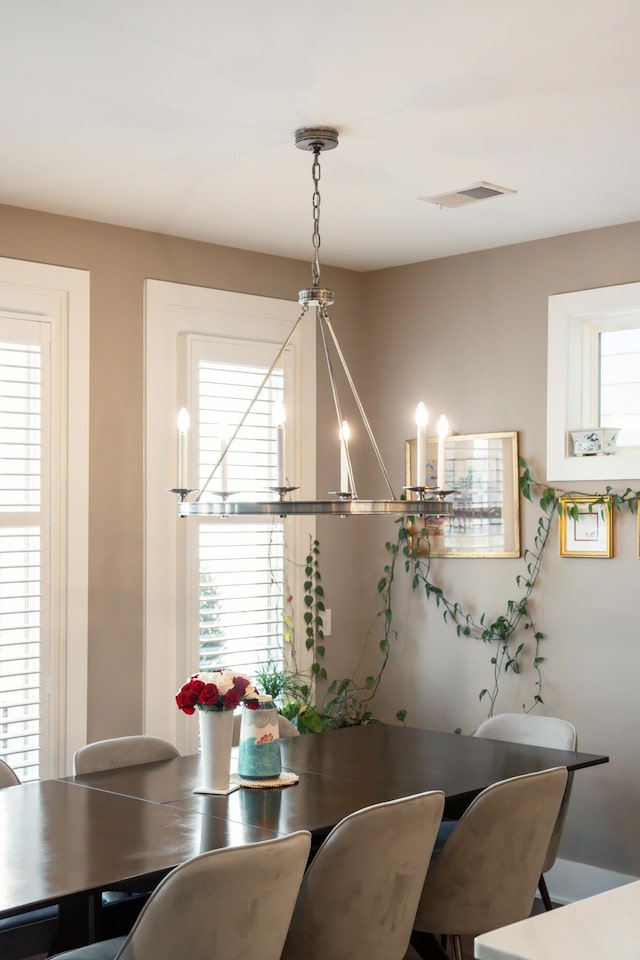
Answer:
xmin=0 ymin=758 xmax=59 ymax=960
xmin=473 ymin=712 xmax=577 ymax=909
xmin=73 ymin=735 xmax=179 ymax=775
xmin=73 ymin=735 xmax=181 ymax=936
xmin=280 ymin=790 xmax=446 ymax=960
xmin=48 ymin=830 xmax=312 ymax=960
xmin=411 ymin=766 xmax=568 ymax=960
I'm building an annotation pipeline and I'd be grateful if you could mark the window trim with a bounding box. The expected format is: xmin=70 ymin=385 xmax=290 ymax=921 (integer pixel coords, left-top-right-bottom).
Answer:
xmin=0 ymin=257 xmax=90 ymax=777
xmin=144 ymin=282 xmax=316 ymax=752
xmin=547 ymin=282 xmax=640 ymax=480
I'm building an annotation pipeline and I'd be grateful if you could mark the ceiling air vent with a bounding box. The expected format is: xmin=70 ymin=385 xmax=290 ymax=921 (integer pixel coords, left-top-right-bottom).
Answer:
xmin=419 ymin=181 xmax=516 ymax=209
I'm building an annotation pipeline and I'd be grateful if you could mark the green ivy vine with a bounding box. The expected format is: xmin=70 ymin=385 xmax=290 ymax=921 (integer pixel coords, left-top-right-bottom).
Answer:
xmin=377 ymin=457 xmax=640 ymax=721
xmin=263 ymin=461 xmax=640 ymax=732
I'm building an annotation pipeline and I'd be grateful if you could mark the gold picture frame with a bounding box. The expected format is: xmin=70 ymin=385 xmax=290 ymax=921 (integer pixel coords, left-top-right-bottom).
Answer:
xmin=404 ymin=431 xmax=520 ymax=558
xmin=559 ymin=496 xmax=613 ymax=558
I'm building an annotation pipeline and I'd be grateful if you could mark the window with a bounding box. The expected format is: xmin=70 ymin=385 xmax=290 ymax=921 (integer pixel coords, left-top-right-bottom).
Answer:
xmin=0 ymin=259 xmax=89 ymax=779
xmin=593 ymin=324 xmax=640 ymax=447
xmin=547 ymin=282 xmax=640 ymax=480
xmin=0 ymin=323 xmax=46 ymax=779
xmin=186 ymin=338 xmax=292 ymax=681
xmin=144 ymin=282 xmax=315 ymax=754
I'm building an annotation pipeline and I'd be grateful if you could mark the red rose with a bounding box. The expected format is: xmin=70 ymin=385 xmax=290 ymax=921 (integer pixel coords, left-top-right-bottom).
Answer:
xmin=200 ymin=683 xmax=219 ymax=707
xmin=233 ymin=676 xmax=250 ymax=693
xmin=176 ymin=688 xmax=197 ymax=715
xmin=245 ymin=698 xmax=259 ymax=711
xmin=188 ymin=679 xmax=205 ymax=697
xmin=223 ymin=688 xmax=242 ymax=709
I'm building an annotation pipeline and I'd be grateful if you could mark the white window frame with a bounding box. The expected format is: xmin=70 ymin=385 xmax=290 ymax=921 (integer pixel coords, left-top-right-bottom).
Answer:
xmin=144 ymin=281 xmax=316 ymax=754
xmin=0 ymin=257 xmax=89 ymax=777
xmin=547 ymin=281 xmax=640 ymax=480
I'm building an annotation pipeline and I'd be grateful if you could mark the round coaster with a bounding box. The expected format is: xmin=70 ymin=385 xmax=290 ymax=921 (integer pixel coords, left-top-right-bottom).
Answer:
xmin=230 ymin=770 xmax=299 ymax=790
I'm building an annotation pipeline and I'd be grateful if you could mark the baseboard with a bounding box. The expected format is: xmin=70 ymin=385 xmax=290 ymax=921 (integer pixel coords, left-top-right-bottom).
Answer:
xmin=542 ymin=857 xmax=639 ymax=905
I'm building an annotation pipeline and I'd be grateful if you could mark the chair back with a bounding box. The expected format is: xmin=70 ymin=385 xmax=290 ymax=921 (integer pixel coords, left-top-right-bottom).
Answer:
xmin=414 ymin=766 xmax=567 ymax=937
xmin=474 ymin=713 xmax=577 ymax=872
xmin=281 ymin=790 xmax=445 ymax=960
xmin=474 ymin=713 xmax=576 ymax=750
xmin=0 ymin=758 xmax=20 ymax=788
xmin=115 ymin=832 xmax=311 ymax=960
xmin=73 ymin=735 xmax=179 ymax=774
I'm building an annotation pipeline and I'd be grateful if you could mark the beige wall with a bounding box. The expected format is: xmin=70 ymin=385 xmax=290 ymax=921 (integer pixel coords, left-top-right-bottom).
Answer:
xmin=2 ymin=202 xmax=639 ymax=876
xmin=349 ymin=221 xmax=640 ymax=876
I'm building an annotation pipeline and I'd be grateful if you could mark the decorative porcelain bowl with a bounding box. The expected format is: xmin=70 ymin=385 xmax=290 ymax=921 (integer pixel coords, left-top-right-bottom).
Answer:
xmin=570 ymin=428 xmax=620 ymax=456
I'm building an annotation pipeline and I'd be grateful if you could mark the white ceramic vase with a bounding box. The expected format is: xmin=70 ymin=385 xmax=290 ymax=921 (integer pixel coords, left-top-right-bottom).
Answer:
xmin=196 ymin=707 xmax=234 ymax=794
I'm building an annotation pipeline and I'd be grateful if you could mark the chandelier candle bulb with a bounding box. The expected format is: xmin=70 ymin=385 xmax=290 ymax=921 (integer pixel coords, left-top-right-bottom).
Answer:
xmin=437 ymin=415 xmax=449 ymax=490
xmin=415 ymin=402 xmax=428 ymax=486
xmin=219 ymin=434 xmax=229 ymax=494
xmin=274 ymin=402 xmax=286 ymax=487
xmin=177 ymin=408 xmax=190 ymax=489
xmin=340 ymin=420 xmax=351 ymax=493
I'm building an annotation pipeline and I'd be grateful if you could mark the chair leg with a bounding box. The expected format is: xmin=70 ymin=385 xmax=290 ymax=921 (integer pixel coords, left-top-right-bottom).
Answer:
xmin=410 ymin=929 xmax=450 ymax=959
xmin=451 ymin=934 xmax=464 ymax=960
xmin=538 ymin=873 xmax=553 ymax=911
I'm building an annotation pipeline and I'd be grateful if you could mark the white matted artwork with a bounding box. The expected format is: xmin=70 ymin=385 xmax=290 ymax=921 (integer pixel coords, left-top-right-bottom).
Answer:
xmin=559 ymin=496 xmax=613 ymax=558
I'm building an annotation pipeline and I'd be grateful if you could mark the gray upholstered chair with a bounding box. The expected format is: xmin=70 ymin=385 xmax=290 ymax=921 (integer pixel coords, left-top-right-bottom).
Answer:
xmin=411 ymin=766 xmax=568 ymax=960
xmin=0 ymin=758 xmax=59 ymax=960
xmin=49 ymin=830 xmax=311 ymax=960
xmin=0 ymin=757 xmax=20 ymax=787
xmin=73 ymin=735 xmax=181 ymax=933
xmin=73 ymin=735 xmax=179 ymax=775
xmin=473 ymin=712 xmax=577 ymax=909
xmin=280 ymin=790 xmax=445 ymax=960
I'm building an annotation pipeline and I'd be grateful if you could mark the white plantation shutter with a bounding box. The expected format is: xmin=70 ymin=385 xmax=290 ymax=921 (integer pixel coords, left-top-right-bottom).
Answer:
xmin=194 ymin=352 xmax=288 ymax=679
xmin=0 ymin=322 xmax=49 ymax=780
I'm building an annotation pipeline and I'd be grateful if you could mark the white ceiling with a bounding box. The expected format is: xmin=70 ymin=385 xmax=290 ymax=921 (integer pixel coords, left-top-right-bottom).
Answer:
xmin=4 ymin=1 xmax=640 ymax=271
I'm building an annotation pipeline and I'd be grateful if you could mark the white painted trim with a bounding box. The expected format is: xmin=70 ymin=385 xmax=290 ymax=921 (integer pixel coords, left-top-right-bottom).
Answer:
xmin=547 ymin=282 xmax=640 ymax=481
xmin=0 ymin=257 xmax=90 ymax=777
xmin=544 ymin=857 xmax=639 ymax=905
xmin=144 ymin=281 xmax=316 ymax=753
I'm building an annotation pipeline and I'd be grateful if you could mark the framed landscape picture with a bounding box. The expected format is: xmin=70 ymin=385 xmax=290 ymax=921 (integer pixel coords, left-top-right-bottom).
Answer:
xmin=405 ymin=431 xmax=520 ymax=558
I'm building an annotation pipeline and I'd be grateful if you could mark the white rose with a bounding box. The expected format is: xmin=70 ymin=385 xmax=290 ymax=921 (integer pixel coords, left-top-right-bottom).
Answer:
xmin=216 ymin=670 xmax=234 ymax=695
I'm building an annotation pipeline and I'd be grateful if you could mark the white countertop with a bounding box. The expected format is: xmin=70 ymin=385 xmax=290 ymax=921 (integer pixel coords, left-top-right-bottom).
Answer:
xmin=474 ymin=880 xmax=640 ymax=960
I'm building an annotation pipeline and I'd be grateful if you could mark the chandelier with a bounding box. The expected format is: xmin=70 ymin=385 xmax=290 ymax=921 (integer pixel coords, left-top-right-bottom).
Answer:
xmin=174 ymin=127 xmax=452 ymax=519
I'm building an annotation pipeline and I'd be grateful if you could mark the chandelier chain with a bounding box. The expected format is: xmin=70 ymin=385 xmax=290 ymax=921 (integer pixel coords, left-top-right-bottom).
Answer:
xmin=311 ymin=147 xmax=322 ymax=287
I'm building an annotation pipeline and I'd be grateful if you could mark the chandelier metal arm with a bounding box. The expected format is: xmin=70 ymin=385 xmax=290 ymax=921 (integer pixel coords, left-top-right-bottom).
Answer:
xmin=195 ymin=304 xmax=308 ymax=502
xmin=318 ymin=306 xmax=357 ymax=497
xmin=323 ymin=314 xmax=396 ymax=499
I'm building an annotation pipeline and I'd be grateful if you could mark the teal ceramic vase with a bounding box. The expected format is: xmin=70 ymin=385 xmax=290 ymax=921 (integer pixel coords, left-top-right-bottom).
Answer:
xmin=237 ymin=696 xmax=282 ymax=779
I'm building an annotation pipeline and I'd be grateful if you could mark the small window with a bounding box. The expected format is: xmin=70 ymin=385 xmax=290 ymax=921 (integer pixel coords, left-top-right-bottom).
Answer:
xmin=598 ymin=326 xmax=640 ymax=447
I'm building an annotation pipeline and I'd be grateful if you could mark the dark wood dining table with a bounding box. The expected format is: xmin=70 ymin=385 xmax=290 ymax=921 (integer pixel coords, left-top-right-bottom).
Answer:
xmin=0 ymin=724 xmax=608 ymax=951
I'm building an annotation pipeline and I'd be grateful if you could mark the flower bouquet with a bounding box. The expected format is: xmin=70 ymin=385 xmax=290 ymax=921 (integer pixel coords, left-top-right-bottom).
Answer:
xmin=176 ymin=669 xmax=260 ymax=795
xmin=176 ymin=669 xmax=260 ymax=714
